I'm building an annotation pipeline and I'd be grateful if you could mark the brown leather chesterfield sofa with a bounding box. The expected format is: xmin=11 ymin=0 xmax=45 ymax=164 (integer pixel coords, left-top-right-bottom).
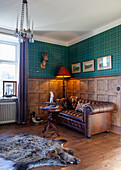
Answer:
xmin=56 ymin=97 xmax=115 ymax=138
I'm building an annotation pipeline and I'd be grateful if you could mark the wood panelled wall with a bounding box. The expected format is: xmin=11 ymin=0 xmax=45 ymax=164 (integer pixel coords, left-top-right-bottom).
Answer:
xmin=28 ymin=78 xmax=65 ymax=120
xmin=28 ymin=76 xmax=121 ymax=126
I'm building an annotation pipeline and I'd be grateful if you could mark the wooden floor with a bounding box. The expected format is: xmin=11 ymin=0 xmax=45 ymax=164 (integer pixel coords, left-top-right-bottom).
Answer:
xmin=0 ymin=123 xmax=121 ymax=170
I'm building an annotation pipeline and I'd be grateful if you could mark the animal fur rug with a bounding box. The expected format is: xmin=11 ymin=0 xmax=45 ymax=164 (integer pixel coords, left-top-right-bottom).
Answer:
xmin=0 ymin=133 xmax=80 ymax=170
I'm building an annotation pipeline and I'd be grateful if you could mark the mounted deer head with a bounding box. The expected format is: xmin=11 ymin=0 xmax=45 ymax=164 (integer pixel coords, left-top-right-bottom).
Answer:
xmin=40 ymin=51 xmax=48 ymax=69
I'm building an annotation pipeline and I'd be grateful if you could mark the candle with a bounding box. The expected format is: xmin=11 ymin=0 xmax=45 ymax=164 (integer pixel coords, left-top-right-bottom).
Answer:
xmin=16 ymin=15 xmax=18 ymax=29
xmin=32 ymin=20 xmax=34 ymax=34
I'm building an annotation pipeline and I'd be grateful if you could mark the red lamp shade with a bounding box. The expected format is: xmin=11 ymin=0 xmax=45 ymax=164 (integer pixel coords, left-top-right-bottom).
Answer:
xmin=56 ymin=66 xmax=71 ymax=78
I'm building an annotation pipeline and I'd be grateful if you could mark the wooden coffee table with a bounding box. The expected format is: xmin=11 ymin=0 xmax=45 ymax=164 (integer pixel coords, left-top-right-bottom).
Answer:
xmin=39 ymin=106 xmax=62 ymax=137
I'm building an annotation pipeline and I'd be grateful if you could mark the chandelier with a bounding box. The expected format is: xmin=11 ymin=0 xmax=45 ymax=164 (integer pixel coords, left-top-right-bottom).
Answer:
xmin=14 ymin=0 xmax=34 ymax=43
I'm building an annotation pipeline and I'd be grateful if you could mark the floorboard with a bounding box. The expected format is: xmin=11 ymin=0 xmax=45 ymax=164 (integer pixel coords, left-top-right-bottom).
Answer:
xmin=0 ymin=123 xmax=121 ymax=170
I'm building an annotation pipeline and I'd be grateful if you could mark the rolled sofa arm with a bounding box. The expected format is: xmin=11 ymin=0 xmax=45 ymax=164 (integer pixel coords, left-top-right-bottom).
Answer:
xmin=82 ymin=102 xmax=116 ymax=137
xmin=83 ymin=102 xmax=116 ymax=122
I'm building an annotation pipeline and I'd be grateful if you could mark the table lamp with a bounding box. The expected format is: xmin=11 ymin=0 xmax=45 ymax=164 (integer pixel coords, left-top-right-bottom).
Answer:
xmin=56 ymin=66 xmax=71 ymax=98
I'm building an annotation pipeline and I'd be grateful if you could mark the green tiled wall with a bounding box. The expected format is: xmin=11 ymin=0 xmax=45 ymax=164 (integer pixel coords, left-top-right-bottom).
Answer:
xmin=68 ymin=24 xmax=121 ymax=78
xmin=28 ymin=40 xmax=68 ymax=78
xmin=28 ymin=25 xmax=121 ymax=78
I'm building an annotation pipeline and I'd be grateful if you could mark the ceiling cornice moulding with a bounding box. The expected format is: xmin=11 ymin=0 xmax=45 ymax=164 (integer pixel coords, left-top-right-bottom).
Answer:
xmin=0 ymin=27 xmax=14 ymax=36
xmin=34 ymin=35 xmax=68 ymax=47
xmin=68 ymin=18 xmax=121 ymax=46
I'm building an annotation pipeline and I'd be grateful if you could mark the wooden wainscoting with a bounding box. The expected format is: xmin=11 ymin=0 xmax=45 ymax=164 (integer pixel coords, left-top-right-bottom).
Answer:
xmin=67 ymin=76 xmax=121 ymax=127
xmin=28 ymin=78 xmax=65 ymax=120
xmin=28 ymin=76 xmax=121 ymax=127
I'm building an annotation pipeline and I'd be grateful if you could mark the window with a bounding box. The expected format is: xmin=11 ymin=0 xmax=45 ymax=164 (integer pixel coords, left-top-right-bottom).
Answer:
xmin=0 ymin=35 xmax=19 ymax=97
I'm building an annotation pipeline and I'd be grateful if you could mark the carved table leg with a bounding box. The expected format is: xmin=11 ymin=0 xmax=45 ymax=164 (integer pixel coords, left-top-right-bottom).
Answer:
xmin=42 ymin=112 xmax=60 ymax=137
xmin=50 ymin=123 xmax=60 ymax=136
xmin=42 ymin=122 xmax=51 ymax=137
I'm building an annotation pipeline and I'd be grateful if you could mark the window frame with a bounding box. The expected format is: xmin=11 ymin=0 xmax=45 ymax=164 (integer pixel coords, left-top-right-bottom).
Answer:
xmin=0 ymin=40 xmax=18 ymax=63
xmin=0 ymin=39 xmax=19 ymax=97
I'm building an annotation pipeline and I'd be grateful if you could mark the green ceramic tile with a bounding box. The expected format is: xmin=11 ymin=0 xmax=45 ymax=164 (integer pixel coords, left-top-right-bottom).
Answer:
xmin=68 ymin=24 xmax=121 ymax=78
xmin=28 ymin=25 xmax=121 ymax=78
xmin=28 ymin=40 xmax=68 ymax=78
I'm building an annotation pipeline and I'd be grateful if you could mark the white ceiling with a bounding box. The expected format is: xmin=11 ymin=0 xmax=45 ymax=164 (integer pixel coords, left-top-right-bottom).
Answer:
xmin=0 ymin=0 xmax=121 ymax=45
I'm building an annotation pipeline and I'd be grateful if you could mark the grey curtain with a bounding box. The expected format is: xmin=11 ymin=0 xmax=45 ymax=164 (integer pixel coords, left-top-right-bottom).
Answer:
xmin=17 ymin=40 xmax=28 ymax=124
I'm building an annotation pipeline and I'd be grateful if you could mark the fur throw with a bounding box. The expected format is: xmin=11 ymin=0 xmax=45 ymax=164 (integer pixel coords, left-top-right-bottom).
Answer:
xmin=0 ymin=133 xmax=80 ymax=170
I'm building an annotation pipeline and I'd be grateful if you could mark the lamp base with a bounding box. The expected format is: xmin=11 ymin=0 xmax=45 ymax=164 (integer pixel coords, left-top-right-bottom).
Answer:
xmin=62 ymin=77 xmax=65 ymax=98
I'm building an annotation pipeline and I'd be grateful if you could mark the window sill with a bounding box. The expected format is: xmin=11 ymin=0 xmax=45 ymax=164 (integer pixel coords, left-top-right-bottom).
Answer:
xmin=0 ymin=97 xmax=18 ymax=102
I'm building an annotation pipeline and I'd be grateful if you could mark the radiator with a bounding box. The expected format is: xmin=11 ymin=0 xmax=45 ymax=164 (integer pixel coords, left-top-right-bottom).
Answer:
xmin=0 ymin=101 xmax=16 ymax=124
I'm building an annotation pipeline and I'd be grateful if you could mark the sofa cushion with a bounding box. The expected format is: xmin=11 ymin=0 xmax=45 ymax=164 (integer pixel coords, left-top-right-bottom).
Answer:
xmin=59 ymin=110 xmax=83 ymax=122
xmin=56 ymin=98 xmax=71 ymax=110
xmin=69 ymin=96 xmax=79 ymax=110
xmin=75 ymin=102 xmax=90 ymax=112
xmin=56 ymin=96 xmax=79 ymax=110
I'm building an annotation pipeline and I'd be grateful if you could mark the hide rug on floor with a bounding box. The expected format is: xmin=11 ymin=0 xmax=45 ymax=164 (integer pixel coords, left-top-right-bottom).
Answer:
xmin=0 ymin=133 xmax=80 ymax=170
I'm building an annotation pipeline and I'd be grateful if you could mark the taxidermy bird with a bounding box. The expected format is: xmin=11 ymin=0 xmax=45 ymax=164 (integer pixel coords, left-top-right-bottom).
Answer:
xmin=30 ymin=111 xmax=43 ymax=125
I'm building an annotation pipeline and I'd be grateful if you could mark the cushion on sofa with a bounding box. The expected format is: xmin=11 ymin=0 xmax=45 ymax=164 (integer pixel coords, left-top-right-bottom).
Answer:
xmin=75 ymin=102 xmax=90 ymax=112
xmin=56 ymin=96 xmax=79 ymax=110
xmin=55 ymin=98 xmax=71 ymax=110
xmin=69 ymin=96 xmax=79 ymax=110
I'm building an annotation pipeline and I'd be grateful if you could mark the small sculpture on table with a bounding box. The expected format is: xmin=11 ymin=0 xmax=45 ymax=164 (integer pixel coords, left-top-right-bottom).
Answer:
xmin=44 ymin=92 xmax=55 ymax=106
xmin=50 ymin=91 xmax=54 ymax=103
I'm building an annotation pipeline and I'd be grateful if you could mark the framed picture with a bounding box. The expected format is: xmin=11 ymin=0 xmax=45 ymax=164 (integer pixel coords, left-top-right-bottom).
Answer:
xmin=72 ymin=62 xmax=81 ymax=74
xmin=3 ymin=81 xmax=17 ymax=97
xmin=83 ymin=59 xmax=94 ymax=72
xmin=97 ymin=55 xmax=112 ymax=70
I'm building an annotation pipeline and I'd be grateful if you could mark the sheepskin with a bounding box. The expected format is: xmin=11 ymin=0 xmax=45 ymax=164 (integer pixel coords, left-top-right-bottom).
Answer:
xmin=0 ymin=133 xmax=80 ymax=170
